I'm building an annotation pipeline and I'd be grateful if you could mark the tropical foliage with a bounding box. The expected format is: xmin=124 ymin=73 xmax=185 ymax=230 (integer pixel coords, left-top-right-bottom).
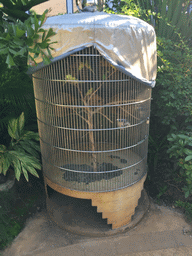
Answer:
xmin=105 ymin=0 xmax=192 ymax=205
xmin=0 ymin=112 xmax=41 ymax=181
xmin=0 ymin=0 xmax=56 ymax=68
xmin=0 ymin=0 xmax=57 ymax=182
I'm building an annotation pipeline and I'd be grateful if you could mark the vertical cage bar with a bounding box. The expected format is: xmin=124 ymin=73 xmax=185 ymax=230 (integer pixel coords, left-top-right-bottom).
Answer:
xmin=32 ymin=46 xmax=151 ymax=192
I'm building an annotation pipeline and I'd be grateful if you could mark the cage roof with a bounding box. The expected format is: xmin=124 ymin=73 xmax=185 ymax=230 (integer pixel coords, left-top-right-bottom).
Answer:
xmin=29 ymin=12 xmax=157 ymax=87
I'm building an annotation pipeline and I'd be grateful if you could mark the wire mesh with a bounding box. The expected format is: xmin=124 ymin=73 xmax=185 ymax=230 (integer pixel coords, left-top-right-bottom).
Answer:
xmin=33 ymin=46 xmax=152 ymax=192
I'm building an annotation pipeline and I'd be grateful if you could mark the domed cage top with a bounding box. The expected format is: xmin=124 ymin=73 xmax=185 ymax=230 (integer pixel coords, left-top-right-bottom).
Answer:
xmin=32 ymin=46 xmax=152 ymax=192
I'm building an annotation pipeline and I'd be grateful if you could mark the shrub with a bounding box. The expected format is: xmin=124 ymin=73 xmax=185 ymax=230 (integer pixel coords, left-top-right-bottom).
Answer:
xmin=168 ymin=133 xmax=192 ymax=198
xmin=0 ymin=112 xmax=41 ymax=181
xmin=154 ymin=37 xmax=192 ymax=128
xmin=105 ymin=0 xmax=192 ymax=201
xmin=149 ymin=36 xmax=192 ymax=198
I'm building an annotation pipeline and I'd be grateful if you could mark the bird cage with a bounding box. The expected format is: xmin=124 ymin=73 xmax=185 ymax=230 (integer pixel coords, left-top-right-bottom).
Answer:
xmin=30 ymin=12 xmax=156 ymax=232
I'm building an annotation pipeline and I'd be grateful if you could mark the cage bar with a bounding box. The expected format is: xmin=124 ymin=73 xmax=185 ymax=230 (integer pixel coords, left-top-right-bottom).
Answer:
xmin=33 ymin=46 xmax=151 ymax=193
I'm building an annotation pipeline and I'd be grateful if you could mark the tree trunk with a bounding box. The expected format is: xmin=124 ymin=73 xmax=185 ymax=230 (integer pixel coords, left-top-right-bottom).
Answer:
xmin=87 ymin=110 xmax=97 ymax=172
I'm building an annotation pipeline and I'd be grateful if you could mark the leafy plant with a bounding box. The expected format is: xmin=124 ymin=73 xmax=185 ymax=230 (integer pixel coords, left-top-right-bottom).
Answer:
xmin=148 ymin=134 xmax=168 ymax=172
xmin=155 ymin=0 xmax=192 ymax=44
xmin=175 ymin=200 xmax=192 ymax=222
xmin=134 ymin=0 xmax=192 ymax=44
xmin=0 ymin=0 xmax=48 ymax=21
xmin=148 ymin=36 xmax=192 ymax=199
xmin=0 ymin=1 xmax=57 ymax=68
xmin=105 ymin=0 xmax=143 ymax=17
xmin=168 ymin=133 xmax=192 ymax=198
xmin=0 ymin=112 xmax=41 ymax=181
xmin=156 ymin=185 xmax=168 ymax=200
xmin=0 ymin=55 xmax=36 ymax=136
xmin=107 ymin=0 xmax=192 ymax=45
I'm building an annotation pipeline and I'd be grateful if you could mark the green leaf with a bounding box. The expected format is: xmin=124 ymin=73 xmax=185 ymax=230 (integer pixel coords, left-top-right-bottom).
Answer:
xmin=16 ymin=27 xmax=25 ymax=38
xmin=12 ymin=37 xmax=24 ymax=47
xmin=26 ymin=155 xmax=41 ymax=170
xmin=23 ymin=131 xmax=39 ymax=141
xmin=26 ymin=25 xmax=34 ymax=38
xmin=65 ymin=74 xmax=78 ymax=83
xmin=42 ymin=31 xmax=46 ymax=41
xmin=25 ymin=163 xmax=39 ymax=177
xmin=0 ymin=48 xmax=9 ymax=54
xmin=0 ymin=0 xmax=14 ymax=9
xmin=6 ymin=54 xmax=15 ymax=68
xmin=0 ymin=155 xmax=5 ymax=174
xmin=34 ymin=13 xmax=39 ymax=32
xmin=14 ymin=47 xmax=27 ymax=57
xmin=39 ymin=41 xmax=49 ymax=49
xmin=1 ymin=152 xmax=12 ymax=175
xmin=21 ymin=164 xmax=29 ymax=181
xmin=183 ymin=149 xmax=192 ymax=155
xmin=78 ymin=62 xmax=84 ymax=71
xmin=19 ymin=141 xmax=39 ymax=158
xmin=185 ymin=155 xmax=192 ymax=162
xmin=39 ymin=10 xmax=46 ymax=27
xmin=8 ymin=118 xmax=19 ymax=140
xmin=177 ymin=134 xmax=189 ymax=140
xmin=8 ymin=112 xmax=25 ymax=140
xmin=0 ymin=145 xmax=6 ymax=153
xmin=5 ymin=33 xmax=11 ymax=41
xmin=26 ymin=140 xmax=40 ymax=152
xmin=86 ymin=87 xmax=93 ymax=96
xmin=12 ymin=158 xmax=21 ymax=181
xmin=42 ymin=54 xmax=51 ymax=65
xmin=185 ymin=190 xmax=190 ymax=199
xmin=1 ymin=8 xmax=29 ymax=21
xmin=38 ymin=28 xmax=45 ymax=33
xmin=10 ymin=150 xmax=40 ymax=179
xmin=9 ymin=48 xmax=18 ymax=55
xmin=44 ymin=28 xmax=56 ymax=41
xmin=18 ymin=112 xmax=25 ymax=133
xmin=21 ymin=0 xmax=28 ymax=5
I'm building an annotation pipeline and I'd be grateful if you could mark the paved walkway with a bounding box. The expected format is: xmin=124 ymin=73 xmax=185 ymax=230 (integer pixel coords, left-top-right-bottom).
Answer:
xmin=2 ymin=200 xmax=192 ymax=256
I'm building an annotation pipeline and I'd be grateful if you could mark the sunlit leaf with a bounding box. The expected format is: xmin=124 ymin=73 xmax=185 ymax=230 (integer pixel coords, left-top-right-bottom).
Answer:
xmin=8 ymin=117 xmax=19 ymax=140
xmin=21 ymin=163 xmax=29 ymax=181
xmin=6 ymin=54 xmax=15 ymax=68
xmin=2 ymin=153 xmax=12 ymax=175
xmin=12 ymin=157 xmax=21 ymax=181
xmin=18 ymin=112 xmax=25 ymax=134
xmin=185 ymin=155 xmax=192 ymax=162
xmin=16 ymin=27 xmax=25 ymax=38
xmin=86 ymin=87 xmax=93 ymax=96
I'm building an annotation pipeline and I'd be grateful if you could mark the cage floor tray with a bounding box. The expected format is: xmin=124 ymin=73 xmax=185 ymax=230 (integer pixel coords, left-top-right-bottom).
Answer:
xmin=46 ymin=148 xmax=146 ymax=192
xmin=46 ymin=189 xmax=149 ymax=236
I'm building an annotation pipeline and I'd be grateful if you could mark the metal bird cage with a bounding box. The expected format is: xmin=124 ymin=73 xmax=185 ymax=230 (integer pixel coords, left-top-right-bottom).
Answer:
xmin=31 ymin=12 xmax=156 ymax=232
xmin=33 ymin=46 xmax=151 ymax=192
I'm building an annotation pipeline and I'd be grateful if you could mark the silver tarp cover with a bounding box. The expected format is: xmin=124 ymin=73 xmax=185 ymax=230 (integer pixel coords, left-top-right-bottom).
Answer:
xmin=29 ymin=12 xmax=157 ymax=87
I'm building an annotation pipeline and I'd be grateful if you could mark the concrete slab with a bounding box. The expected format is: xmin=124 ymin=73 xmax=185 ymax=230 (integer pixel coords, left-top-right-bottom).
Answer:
xmin=2 ymin=199 xmax=192 ymax=256
xmin=122 ymin=246 xmax=192 ymax=256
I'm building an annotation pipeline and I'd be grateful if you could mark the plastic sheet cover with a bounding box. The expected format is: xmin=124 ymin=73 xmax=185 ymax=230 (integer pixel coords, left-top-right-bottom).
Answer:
xmin=29 ymin=12 xmax=157 ymax=87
